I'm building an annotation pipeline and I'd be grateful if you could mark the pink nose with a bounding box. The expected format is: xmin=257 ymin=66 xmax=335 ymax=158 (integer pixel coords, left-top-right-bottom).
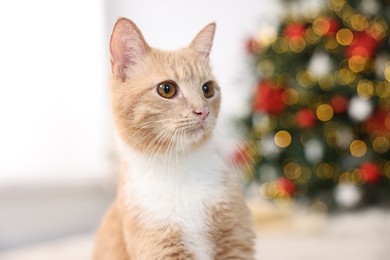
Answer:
xmin=193 ymin=108 xmax=210 ymax=120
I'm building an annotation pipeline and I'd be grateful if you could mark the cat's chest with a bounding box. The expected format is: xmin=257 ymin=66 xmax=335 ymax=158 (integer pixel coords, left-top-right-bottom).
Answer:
xmin=125 ymin=152 xmax=226 ymax=222
xmin=123 ymin=147 xmax=227 ymax=259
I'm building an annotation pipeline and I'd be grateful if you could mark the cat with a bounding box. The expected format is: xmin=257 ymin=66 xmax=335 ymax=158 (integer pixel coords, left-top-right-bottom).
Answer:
xmin=93 ymin=18 xmax=255 ymax=260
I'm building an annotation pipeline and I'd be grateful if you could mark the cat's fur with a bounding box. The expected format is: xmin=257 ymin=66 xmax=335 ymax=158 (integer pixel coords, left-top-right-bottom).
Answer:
xmin=93 ymin=18 xmax=255 ymax=259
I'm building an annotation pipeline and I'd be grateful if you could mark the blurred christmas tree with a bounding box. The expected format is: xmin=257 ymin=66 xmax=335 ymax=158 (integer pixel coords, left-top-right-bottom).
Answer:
xmin=241 ymin=0 xmax=390 ymax=209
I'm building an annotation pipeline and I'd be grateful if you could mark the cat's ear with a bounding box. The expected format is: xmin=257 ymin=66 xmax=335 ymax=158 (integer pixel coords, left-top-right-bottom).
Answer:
xmin=189 ymin=23 xmax=216 ymax=59
xmin=110 ymin=18 xmax=150 ymax=81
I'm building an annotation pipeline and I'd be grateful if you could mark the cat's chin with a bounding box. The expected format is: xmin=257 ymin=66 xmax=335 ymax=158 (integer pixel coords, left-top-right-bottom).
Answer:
xmin=186 ymin=125 xmax=205 ymax=136
xmin=180 ymin=126 xmax=213 ymax=150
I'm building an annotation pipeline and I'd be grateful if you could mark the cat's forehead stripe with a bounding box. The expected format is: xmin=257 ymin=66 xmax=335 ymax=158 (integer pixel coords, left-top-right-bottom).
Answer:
xmin=163 ymin=52 xmax=209 ymax=83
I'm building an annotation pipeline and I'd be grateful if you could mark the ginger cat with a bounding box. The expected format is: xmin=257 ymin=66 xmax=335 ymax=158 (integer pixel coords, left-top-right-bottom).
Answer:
xmin=93 ymin=18 xmax=255 ymax=259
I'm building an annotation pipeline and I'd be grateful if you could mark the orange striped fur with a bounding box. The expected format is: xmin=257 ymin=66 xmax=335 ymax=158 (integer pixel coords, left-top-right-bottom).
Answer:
xmin=93 ymin=18 xmax=255 ymax=260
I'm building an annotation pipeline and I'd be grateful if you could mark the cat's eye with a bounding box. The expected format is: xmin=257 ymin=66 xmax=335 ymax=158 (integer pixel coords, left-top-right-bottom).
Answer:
xmin=157 ymin=81 xmax=177 ymax=99
xmin=202 ymin=82 xmax=215 ymax=98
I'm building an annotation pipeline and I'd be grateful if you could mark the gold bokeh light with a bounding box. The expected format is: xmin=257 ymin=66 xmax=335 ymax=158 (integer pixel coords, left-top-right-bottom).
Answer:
xmin=316 ymin=104 xmax=334 ymax=121
xmin=373 ymin=136 xmax=390 ymax=153
xmin=336 ymin=28 xmax=354 ymax=46
xmin=357 ymin=80 xmax=374 ymax=98
xmin=284 ymin=162 xmax=302 ymax=180
xmin=274 ymin=130 xmax=292 ymax=148
xmin=350 ymin=14 xmax=368 ymax=31
xmin=350 ymin=140 xmax=367 ymax=157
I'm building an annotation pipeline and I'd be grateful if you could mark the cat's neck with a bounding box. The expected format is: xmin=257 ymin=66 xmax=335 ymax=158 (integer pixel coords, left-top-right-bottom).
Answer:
xmin=118 ymin=135 xmax=226 ymax=180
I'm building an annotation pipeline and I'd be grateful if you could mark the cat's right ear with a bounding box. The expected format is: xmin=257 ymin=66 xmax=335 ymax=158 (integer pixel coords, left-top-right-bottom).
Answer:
xmin=110 ymin=18 xmax=150 ymax=81
xmin=190 ymin=23 xmax=216 ymax=60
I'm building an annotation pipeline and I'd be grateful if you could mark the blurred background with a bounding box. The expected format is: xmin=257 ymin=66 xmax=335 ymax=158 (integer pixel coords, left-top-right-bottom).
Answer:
xmin=1 ymin=0 xmax=390 ymax=259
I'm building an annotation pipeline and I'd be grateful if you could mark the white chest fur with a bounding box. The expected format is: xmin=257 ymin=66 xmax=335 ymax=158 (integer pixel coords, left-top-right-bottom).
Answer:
xmin=122 ymin=138 xmax=227 ymax=259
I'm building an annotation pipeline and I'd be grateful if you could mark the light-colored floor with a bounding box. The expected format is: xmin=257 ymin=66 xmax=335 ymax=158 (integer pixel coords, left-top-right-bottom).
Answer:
xmin=255 ymin=208 xmax=390 ymax=260
xmin=0 ymin=181 xmax=115 ymax=250
xmin=1 ymin=206 xmax=389 ymax=260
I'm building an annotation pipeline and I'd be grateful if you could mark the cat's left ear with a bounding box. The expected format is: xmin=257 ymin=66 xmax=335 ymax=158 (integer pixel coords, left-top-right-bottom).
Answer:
xmin=189 ymin=23 xmax=216 ymax=59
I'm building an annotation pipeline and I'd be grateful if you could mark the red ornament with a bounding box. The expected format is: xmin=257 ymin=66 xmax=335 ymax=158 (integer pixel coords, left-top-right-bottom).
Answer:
xmin=345 ymin=31 xmax=380 ymax=59
xmin=276 ymin=178 xmax=295 ymax=196
xmin=360 ymin=162 xmax=381 ymax=183
xmin=296 ymin=108 xmax=316 ymax=128
xmin=245 ymin=37 xmax=256 ymax=54
xmin=331 ymin=95 xmax=349 ymax=114
xmin=366 ymin=108 xmax=390 ymax=135
xmin=284 ymin=22 xmax=306 ymax=41
xmin=253 ymin=81 xmax=286 ymax=116
xmin=324 ymin=18 xmax=340 ymax=36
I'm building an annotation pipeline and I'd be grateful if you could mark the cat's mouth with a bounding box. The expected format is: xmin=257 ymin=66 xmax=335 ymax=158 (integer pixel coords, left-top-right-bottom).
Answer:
xmin=175 ymin=118 xmax=212 ymax=145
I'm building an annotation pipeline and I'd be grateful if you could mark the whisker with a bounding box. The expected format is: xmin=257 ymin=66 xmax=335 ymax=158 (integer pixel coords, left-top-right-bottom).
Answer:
xmin=151 ymin=128 xmax=176 ymax=173
xmin=214 ymin=126 xmax=257 ymax=185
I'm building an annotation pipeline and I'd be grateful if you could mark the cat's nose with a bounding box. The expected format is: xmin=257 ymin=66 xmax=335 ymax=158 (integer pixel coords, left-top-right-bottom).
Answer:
xmin=193 ymin=108 xmax=210 ymax=120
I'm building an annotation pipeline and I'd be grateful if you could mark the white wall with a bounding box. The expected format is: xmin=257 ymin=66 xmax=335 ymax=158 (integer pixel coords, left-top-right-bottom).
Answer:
xmin=0 ymin=0 xmax=110 ymax=183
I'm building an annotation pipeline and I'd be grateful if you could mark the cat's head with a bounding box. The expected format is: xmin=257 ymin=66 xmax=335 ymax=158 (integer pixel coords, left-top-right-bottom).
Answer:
xmin=109 ymin=18 xmax=221 ymax=154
